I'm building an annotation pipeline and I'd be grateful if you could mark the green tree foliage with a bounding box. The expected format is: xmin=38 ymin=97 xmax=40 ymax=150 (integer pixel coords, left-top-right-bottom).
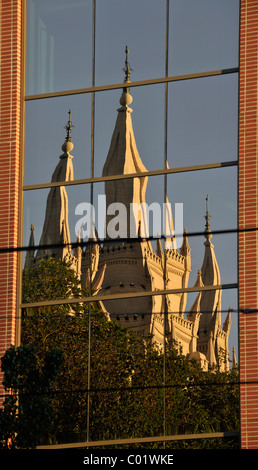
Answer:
xmin=0 ymin=345 xmax=64 ymax=449
xmin=16 ymin=258 xmax=239 ymax=447
xmin=21 ymin=258 xmax=145 ymax=443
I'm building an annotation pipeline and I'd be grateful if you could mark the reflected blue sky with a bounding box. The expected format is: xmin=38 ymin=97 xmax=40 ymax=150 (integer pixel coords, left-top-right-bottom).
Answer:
xmin=169 ymin=0 xmax=239 ymax=75
xmin=26 ymin=0 xmax=239 ymax=94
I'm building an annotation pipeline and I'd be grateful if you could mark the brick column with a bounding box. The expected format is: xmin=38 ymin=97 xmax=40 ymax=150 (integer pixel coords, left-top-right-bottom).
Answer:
xmin=239 ymin=0 xmax=258 ymax=449
xmin=0 ymin=1 xmax=23 ymax=396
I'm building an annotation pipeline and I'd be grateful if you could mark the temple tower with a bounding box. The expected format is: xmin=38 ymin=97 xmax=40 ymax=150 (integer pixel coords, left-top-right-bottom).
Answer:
xmin=26 ymin=111 xmax=82 ymax=278
xmin=192 ymin=196 xmax=231 ymax=370
xmin=97 ymin=48 xmax=193 ymax=349
xmin=26 ymin=52 xmax=233 ymax=369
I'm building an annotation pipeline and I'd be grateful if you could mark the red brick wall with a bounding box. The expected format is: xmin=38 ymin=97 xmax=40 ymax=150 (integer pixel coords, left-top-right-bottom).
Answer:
xmin=0 ymin=1 xmax=22 ymax=395
xmin=239 ymin=0 xmax=258 ymax=449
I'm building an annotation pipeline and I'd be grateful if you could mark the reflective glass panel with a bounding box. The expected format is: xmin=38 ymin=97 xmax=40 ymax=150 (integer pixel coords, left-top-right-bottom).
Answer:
xmin=166 ymin=167 xmax=237 ymax=234
xmin=22 ymin=0 xmax=240 ymax=448
xmin=166 ymin=167 xmax=238 ymax=350
xmin=23 ymin=184 xmax=91 ymax=257
xmin=94 ymin=84 xmax=165 ymax=178
xmin=21 ymin=284 xmax=238 ymax=445
xmin=24 ymin=94 xmax=92 ymax=185
xmin=186 ymin=286 xmax=238 ymax=363
xmin=169 ymin=0 xmax=240 ymax=76
xmin=95 ymin=0 xmax=166 ymax=85
xmin=26 ymin=0 xmax=92 ymax=95
xmin=167 ymin=74 xmax=238 ymax=169
xmin=92 ymin=174 xmax=164 ymax=243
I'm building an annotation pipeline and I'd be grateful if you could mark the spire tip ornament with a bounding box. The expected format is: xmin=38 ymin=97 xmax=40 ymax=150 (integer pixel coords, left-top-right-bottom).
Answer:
xmin=65 ymin=110 xmax=74 ymax=143
xmin=123 ymin=45 xmax=132 ymax=83
xmin=62 ymin=110 xmax=74 ymax=155
xmin=204 ymin=194 xmax=212 ymax=240
xmin=120 ymin=46 xmax=133 ymax=107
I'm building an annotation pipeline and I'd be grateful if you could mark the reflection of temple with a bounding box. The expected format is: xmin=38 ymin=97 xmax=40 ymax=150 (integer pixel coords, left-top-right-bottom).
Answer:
xmin=25 ymin=53 xmax=235 ymax=372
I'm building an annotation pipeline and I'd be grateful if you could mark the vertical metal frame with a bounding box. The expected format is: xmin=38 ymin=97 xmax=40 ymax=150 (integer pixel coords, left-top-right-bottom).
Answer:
xmin=162 ymin=0 xmax=170 ymax=444
xmin=87 ymin=0 xmax=96 ymax=444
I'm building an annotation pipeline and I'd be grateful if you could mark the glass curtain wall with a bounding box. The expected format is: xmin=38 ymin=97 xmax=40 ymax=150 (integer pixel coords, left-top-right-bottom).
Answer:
xmin=21 ymin=0 xmax=240 ymax=447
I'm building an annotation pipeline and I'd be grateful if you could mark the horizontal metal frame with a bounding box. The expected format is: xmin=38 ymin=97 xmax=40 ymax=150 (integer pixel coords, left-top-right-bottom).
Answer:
xmin=0 ymin=224 xmax=250 ymax=255
xmin=25 ymin=67 xmax=239 ymax=102
xmin=23 ymin=160 xmax=238 ymax=191
xmin=20 ymin=282 xmax=238 ymax=309
xmin=36 ymin=430 xmax=239 ymax=449
xmin=1 ymin=307 xmax=240 ymax=321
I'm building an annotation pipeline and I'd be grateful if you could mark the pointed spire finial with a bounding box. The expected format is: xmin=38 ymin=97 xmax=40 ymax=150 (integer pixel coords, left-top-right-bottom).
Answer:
xmin=24 ymin=224 xmax=35 ymax=269
xmin=204 ymin=195 xmax=212 ymax=240
xmin=205 ymin=195 xmax=210 ymax=230
xmin=64 ymin=110 xmax=74 ymax=143
xmin=180 ymin=227 xmax=190 ymax=255
xmin=120 ymin=46 xmax=133 ymax=107
xmin=123 ymin=45 xmax=132 ymax=83
xmin=62 ymin=110 xmax=74 ymax=155
xmin=232 ymin=346 xmax=237 ymax=369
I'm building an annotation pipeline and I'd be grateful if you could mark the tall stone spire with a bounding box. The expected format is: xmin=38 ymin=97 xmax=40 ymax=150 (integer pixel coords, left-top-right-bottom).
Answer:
xmin=164 ymin=163 xmax=177 ymax=250
xmin=37 ymin=111 xmax=75 ymax=259
xmin=187 ymin=270 xmax=203 ymax=351
xmin=102 ymin=47 xmax=148 ymax=239
xmin=204 ymin=194 xmax=211 ymax=234
xmin=194 ymin=196 xmax=231 ymax=370
xmin=199 ymin=195 xmax=221 ymax=327
xmin=232 ymin=346 xmax=237 ymax=369
xmin=24 ymin=224 xmax=35 ymax=269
